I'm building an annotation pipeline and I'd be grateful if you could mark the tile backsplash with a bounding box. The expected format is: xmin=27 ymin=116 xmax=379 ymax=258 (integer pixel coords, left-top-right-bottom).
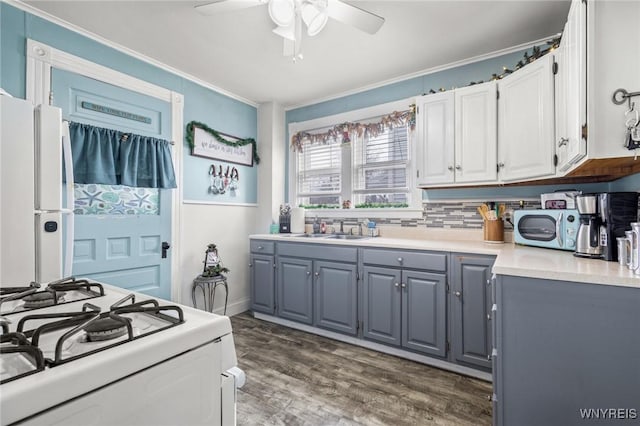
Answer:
xmin=305 ymin=200 xmax=542 ymax=230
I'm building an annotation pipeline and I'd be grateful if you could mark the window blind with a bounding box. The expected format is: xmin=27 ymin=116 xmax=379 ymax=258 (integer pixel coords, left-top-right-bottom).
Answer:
xmin=352 ymin=125 xmax=409 ymax=203
xmin=296 ymin=137 xmax=342 ymax=206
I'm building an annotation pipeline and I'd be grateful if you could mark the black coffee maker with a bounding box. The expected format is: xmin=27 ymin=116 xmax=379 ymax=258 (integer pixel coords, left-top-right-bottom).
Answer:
xmin=599 ymin=192 xmax=639 ymax=261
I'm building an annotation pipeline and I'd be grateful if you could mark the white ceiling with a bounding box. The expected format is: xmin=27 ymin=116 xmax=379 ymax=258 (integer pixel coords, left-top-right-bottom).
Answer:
xmin=23 ymin=0 xmax=571 ymax=107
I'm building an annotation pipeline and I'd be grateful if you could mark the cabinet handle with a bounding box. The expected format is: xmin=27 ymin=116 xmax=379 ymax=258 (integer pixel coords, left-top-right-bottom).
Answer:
xmin=454 ymin=291 xmax=462 ymax=298
xmin=447 ymin=165 xmax=454 ymax=171
xmin=397 ymin=257 xmax=403 ymax=263
xmin=487 ymin=394 xmax=493 ymax=402
xmin=401 ymin=283 xmax=406 ymax=289
xmin=487 ymin=354 xmax=492 ymax=361
xmin=314 ymin=272 xmax=319 ymax=277
xmin=306 ymin=271 xmax=311 ymax=276
xmin=497 ymin=162 xmax=505 ymax=168
xmin=257 ymin=246 xmax=263 ymax=250
xmin=558 ymin=137 xmax=569 ymax=147
xmin=455 ymin=165 xmax=461 ymax=170
xmin=249 ymin=263 xmax=253 ymax=267
xmin=394 ymin=282 xmax=399 ymax=288
xmin=486 ymin=279 xmax=490 ymax=285
xmin=487 ymin=314 xmax=491 ymax=321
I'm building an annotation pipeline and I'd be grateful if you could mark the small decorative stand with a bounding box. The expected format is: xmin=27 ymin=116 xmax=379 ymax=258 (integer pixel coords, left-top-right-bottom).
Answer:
xmin=191 ymin=244 xmax=229 ymax=315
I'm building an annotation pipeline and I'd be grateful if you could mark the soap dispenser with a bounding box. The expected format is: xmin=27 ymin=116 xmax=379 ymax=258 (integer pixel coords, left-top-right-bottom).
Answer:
xmin=312 ymin=216 xmax=321 ymax=234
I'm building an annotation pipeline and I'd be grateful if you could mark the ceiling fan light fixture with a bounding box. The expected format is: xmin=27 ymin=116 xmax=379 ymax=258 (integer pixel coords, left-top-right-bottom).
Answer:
xmin=301 ymin=0 xmax=328 ymax=36
xmin=268 ymin=0 xmax=296 ymax=27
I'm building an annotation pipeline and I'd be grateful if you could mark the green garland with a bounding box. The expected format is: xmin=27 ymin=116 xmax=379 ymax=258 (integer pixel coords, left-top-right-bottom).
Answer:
xmin=186 ymin=121 xmax=260 ymax=165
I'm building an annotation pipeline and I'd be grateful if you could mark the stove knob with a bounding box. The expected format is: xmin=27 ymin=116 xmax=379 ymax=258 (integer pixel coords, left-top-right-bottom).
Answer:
xmin=566 ymin=239 xmax=576 ymax=248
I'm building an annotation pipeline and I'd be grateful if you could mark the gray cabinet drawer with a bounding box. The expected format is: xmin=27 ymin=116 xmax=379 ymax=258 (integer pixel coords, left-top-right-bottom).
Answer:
xmin=277 ymin=242 xmax=357 ymax=263
xmin=362 ymin=248 xmax=447 ymax=271
xmin=250 ymin=240 xmax=275 ymax=254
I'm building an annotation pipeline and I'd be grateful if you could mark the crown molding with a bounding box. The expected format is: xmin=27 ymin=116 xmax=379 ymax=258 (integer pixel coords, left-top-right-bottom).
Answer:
xmin=284 ymin=34 xmax=560 ymax=111
xmin=4 ymin=0 xmax=259 ymax=108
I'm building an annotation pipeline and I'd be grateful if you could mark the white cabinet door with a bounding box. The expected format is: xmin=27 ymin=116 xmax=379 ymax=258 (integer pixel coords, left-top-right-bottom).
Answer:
xmin=454 ymin=81 xmax=497 ymax=183
xmin=415 ymin=92 xmax=455 ymax=186
xmin=498 ymin=54 xmax=555 ymax=182
xmin=556 ymin=0 xmax=587 ymax=172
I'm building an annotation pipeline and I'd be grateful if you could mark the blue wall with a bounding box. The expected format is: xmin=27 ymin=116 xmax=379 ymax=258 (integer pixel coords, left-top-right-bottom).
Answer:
xmin=285 ymin=48 xmax=614 ymax=201
xmin=0 ymin=3 xmax=258 ymax=204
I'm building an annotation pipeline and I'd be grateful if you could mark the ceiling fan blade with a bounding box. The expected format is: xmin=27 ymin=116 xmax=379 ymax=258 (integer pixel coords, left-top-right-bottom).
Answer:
xmin=195 ymin=0 xmax=265 ymax=15
xmin=327 ymin=0 xmax=385 ymax=34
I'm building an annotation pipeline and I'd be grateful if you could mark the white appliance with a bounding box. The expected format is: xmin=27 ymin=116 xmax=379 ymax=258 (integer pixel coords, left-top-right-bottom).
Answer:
xmin=0 ymin=94 xmax=244 ymax=425
xmin=0 ymin=280 xmax=242 ymax=425
xmin=0 ymin=95 xmax=74 ymax=284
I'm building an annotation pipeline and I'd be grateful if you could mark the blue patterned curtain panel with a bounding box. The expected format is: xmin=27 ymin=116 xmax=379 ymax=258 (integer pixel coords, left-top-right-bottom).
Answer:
xmin=74 ymin=184 xmax=159 ymax=215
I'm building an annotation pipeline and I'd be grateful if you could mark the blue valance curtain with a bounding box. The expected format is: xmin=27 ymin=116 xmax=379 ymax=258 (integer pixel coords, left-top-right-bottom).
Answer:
xmin=69 ymin=122 xmax=177 ymax=189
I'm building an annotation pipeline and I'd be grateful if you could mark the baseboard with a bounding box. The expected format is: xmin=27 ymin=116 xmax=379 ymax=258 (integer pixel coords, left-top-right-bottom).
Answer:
xmin=253 ymin=312 xmax=492 ymax=382
xmin=214 ymin=298 xmax=250 ymax=317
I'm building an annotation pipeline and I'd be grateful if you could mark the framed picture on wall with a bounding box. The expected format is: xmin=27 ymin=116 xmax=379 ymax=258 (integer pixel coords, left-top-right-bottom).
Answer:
xmin=191 ymin=125 xmax=254 ymax=166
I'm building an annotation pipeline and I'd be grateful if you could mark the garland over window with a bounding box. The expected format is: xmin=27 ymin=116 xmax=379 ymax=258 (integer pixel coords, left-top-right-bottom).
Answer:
xmin=291 ymin=107 xmax=416 ymax=153
xmin=186 ymin=121 xmax=260 ymax=165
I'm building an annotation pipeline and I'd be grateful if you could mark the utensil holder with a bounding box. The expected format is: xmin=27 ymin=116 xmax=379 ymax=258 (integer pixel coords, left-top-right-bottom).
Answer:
xmin=484 ymin=219 xmax=504 ymax=243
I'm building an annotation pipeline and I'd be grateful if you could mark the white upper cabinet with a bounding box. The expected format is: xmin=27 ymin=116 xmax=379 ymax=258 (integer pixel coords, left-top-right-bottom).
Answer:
xmin=498 ymin=54 xmax=556 ymax=182
xmin=454 ymin=82 xmax=497 ymax=183
xmin=555 ymin=0 xmax=587 ymax=172
xmin=415 ymin=82 xmax=497 ymax=187
xmin=415 ymin=91 xmax=454 ymax=186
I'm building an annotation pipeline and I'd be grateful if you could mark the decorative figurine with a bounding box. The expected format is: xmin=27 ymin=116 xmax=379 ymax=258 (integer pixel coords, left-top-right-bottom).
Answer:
xmin=202 ymin=243 xmax=229 ymax=277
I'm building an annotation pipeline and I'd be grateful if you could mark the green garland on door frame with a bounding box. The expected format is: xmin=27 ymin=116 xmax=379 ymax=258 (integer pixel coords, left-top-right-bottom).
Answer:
xmin=186 ymin=121 xmax=260 ymax=165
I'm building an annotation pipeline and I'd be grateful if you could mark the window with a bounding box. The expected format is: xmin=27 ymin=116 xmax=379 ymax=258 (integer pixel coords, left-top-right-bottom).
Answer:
xmin=352 ymin=125 xmax=409 ymax=208
xmin=292 ymin=104 xmax=416 ymax=211
xmin=296 ymin=135 xmax=342 ymax=208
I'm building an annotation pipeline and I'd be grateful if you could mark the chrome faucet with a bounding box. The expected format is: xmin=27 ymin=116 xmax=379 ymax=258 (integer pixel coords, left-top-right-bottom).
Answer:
xmin=339 ymin=220 xmax=344 ymax=234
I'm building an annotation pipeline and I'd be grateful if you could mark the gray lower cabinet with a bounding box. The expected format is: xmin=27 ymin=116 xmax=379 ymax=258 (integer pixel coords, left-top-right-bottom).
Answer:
xmin=313 ymin=261 xmax=358 ymax=335
xmin=451 ymin=254 xmax=494 ymax=369
xmin=494 ymin=275 xmax=640 ymax=426
xmin=249 ymin=252 xmax=275 ymax=315
xmin=276 ymin=257 xmax=313 ymax=324
xmin=363 ymin=265 xmax=447 ymax=357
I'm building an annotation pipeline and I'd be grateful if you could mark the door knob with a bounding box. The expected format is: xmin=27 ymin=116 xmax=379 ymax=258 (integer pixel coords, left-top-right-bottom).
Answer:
xmin=161 ymin=241 xmax=171 ymax=259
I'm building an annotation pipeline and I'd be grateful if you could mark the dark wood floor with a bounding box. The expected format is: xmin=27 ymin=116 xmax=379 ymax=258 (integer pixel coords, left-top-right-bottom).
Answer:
xmin=231 ymin=313 xmax=492 ymax=426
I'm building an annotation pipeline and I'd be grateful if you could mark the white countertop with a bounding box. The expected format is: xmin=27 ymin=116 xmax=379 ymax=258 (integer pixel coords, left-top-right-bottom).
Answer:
xmin=250 ymin=233 xmax=640 ymax=289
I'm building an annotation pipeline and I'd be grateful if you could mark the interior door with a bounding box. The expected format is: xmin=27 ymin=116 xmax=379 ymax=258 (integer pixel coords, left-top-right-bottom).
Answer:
xmin=51 ymin=68 xmax=173 ymax=299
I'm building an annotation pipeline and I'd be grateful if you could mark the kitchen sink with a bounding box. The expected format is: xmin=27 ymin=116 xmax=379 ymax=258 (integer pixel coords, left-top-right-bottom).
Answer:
xmin=325 ymin=234 xmax=370 ymax=240
xmin=293 ymin=233 xmax=327 ymax=238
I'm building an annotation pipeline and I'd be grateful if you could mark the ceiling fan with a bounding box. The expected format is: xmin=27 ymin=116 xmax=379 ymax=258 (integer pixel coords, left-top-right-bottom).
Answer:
xmin=195 ymin=0 xmax=385 ymax=61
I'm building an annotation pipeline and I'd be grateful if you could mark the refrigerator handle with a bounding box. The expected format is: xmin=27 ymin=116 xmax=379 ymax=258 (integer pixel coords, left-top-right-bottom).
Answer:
xmin=62 ymin=121 xmax=75 ymax=277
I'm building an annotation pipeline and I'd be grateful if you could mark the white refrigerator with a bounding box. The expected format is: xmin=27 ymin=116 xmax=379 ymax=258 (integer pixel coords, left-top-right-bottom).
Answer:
xmin=0 ymin=94 xmax=74 ymax=285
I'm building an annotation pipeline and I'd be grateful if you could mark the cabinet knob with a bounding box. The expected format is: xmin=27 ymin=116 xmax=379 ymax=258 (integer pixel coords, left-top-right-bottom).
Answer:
xmin=497 ymin=162 xmax=505 ymax=168
xmin=487 ymin=314 xmax=491 ymax=321
xmin=558 ymin=137 xmax=569 ymax=147
xmin=486 ymin=279 xmax=490 ymax=285
xmin=257 ymin=246 xmax=263 ymax=250
xmin=401 ymin=283 xmax=406 ymax=289
xmin=306 ymin=271 xmax=311 ymax=276
xmin=454 ymin=291 xmax=462 ymax=298
xmin=394 ymin=282 xmax=399 ymax=288
xmin=447 ymin=165 xmax=454 ymax=171
xmin=487 ymin=354 xmax=492 ymax=360
xmin=249 ymin=263 xmax=253 ymax=267
xmin=397 ymin=257 xmax=403 ymax=263
xmin=314 ymin=272 xmax=319 ymax=277
xmin=455 ymin=165 xmax=461 ymax=170
xmin=487 ymin=394 xmax=493 ymax=402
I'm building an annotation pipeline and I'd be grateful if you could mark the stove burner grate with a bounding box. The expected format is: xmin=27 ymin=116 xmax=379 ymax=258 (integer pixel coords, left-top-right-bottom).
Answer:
xmin=0 ymin=332 xmax=46 ymax=384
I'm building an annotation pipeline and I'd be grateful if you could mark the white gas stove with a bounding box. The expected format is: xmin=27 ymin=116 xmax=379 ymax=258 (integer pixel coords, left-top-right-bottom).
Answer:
xmin=0 ymin=278 xmax=242 ymax=425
